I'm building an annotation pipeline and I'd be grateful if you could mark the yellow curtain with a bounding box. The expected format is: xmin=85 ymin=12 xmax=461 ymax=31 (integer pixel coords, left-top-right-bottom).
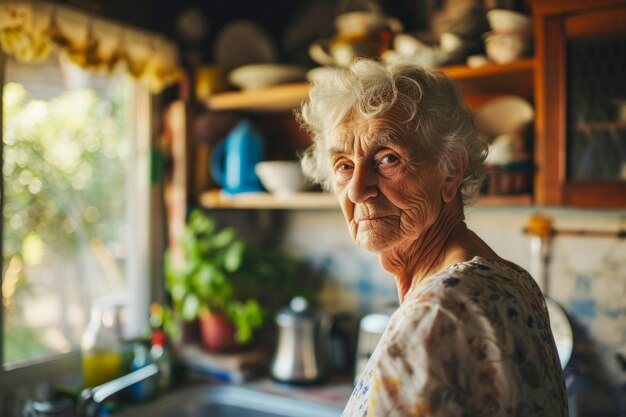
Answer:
xmin=0 ymin=0 xmax=184 ymax=93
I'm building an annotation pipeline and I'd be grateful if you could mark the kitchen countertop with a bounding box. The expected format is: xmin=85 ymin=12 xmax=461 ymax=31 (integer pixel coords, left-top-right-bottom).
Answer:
xmin=244 ymin=376 xmax=354 ymax=409
xmin=113 ymin=375 xmax=354 ymax=417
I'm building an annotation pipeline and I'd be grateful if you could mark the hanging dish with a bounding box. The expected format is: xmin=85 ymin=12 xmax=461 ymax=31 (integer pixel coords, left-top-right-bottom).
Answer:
xmin=545 ymin=297 xmax=574 ymax=369
xmin=213 ymin=20 xmax=278 ymax=73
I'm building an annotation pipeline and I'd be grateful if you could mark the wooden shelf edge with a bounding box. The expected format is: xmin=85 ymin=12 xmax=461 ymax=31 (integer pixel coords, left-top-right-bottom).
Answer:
xmin=442 ymin=58 xmax=536 ymax=80
xmin=205 ymin=60 xmax=536 ymax=112
xmin=199 ymin=190 xmax=532 ymax=209
xmin=476 ymin=194 xmax=533 ymax=206
xmin=199 ymin=191 xmax=339 ymax=209
xmin=206 ymin=82 xmax=310 ymax=112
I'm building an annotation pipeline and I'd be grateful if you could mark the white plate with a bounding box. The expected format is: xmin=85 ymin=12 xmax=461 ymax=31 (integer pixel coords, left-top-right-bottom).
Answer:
xmin=214 ymin=20 xmax=278 ymax=72
xmin=545 ymin=297 xmax=573 ymax=369
xmin=228 ymin=64 xmax=306 ymax=90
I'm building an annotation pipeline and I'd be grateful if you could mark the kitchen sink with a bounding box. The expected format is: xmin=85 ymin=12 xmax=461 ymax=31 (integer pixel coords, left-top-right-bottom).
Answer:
xmin=114 ymin=384 xmax=344 ymax=417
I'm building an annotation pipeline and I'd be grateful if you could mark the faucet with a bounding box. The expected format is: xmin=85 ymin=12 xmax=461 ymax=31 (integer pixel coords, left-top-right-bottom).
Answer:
xmin=77 ymin=363 xmax=159 ymax=417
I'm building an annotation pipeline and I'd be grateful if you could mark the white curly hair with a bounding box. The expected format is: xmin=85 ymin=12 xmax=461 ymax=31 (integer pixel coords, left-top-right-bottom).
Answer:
xmin=297 ymin=58 xmax=487 ymax=205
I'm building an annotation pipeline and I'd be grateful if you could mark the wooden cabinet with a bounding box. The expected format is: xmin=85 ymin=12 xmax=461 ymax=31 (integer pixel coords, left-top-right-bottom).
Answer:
xmin=198 ymin=60 xmax=536 ymax=209
xmin=178 ymin=2 xmax=626 ymax=210
xmin=533 ymin=0 xmax=626 ymax=207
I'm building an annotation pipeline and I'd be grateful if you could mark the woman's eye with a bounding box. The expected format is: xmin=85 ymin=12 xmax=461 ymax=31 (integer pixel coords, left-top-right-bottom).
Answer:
xmin=334 ymin=161 xmax=353 ymax=173
xmin=379 ymin=154 xmax=398 ymax=164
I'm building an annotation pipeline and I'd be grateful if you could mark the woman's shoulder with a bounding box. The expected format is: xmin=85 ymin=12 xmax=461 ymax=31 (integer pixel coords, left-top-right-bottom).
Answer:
xmin=448 ymin=255 xmax=530 ymax=279
xmin=400 ymin=256 xmax=546 ymax=324
xmin=386 ymin=255 xmax=551 ymax=358
xmin=424 ymin=256 xmax=539 ymax=296
xmin=375 ymin=256 xmax=567 ymax=417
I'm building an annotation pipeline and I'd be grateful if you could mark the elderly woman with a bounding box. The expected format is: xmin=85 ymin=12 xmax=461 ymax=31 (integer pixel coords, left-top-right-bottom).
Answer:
xmin=298 ymin=59 xmax=567 ymax=417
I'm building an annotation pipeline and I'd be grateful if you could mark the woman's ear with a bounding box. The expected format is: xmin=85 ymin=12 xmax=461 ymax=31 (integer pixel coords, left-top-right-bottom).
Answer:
xmin=440 ymin=155 xmax=468 ymax=203
xmin=441 ymin=174 xmax=462 ymax=203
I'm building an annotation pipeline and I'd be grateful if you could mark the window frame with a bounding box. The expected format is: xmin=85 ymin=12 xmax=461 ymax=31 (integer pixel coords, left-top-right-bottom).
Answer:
xmin=0 ymin=50 xmax=163 ymax=390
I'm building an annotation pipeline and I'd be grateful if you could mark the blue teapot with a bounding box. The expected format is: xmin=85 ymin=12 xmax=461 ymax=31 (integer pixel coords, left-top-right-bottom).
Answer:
xmin=211 ymin=120 xmax=264 ymax=194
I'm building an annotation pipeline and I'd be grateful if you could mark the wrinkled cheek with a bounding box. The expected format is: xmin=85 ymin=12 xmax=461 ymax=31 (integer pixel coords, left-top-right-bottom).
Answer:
xmin=339 ymin=206 xmax=354 ymax=234
xmin=354 ymin=220 xmax=400 ymax=252
xmin=354 ymin=226 xmax=376 ymax=248
xmin=400 ymin=194 xmax=440 ymax=234
xmin=399 ymin=208 xmax=430 ymax=235
xmin=348 ymin=221 xmax=360 ymax=242
xmin=337 ymin=191 xmax=356 ymax=238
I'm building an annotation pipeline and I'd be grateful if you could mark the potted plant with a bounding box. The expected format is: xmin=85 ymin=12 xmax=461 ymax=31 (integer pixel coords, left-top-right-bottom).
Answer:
xmin=164 ymin=209 xmax=316 ymax=351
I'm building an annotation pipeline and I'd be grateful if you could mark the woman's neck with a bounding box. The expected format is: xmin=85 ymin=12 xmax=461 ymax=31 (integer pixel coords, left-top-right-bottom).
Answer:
xmin=379 ymin=199 xmax=467 ymax=303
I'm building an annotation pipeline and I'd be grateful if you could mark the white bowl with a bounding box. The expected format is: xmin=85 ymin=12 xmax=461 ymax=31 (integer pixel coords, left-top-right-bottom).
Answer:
xmin=484 ymin=31 xmax=531 ymax=65
xmin=485 ymin=133 xmax=529 ymax=165
xmin=487 ymin=9 xmax=533 ymax=37
xmin=474 ymin=95 xmax=534 ymax=140
xmin=334 ymin=11 xmax=403 ymax=36
xmin=306 ymin=66 xmax=339 ymax=83
xmin=228 ymin=64 xmax=307 ymax=90
xmin=255 ymin=161 xmax=311 ymax=196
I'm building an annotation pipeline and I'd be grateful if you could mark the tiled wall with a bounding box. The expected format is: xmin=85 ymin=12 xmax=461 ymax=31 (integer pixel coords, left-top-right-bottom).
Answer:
xmin=281 ymin=206 xmax=626 ymax=417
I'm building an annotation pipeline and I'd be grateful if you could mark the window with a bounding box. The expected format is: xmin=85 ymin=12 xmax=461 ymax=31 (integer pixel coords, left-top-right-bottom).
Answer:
xmin=1 ymin=51 xmax=152 ymax=369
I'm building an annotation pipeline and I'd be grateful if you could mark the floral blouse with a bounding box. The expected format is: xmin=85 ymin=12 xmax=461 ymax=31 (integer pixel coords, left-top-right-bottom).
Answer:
xmin=343 ymin=256 xmax=568 ymax=417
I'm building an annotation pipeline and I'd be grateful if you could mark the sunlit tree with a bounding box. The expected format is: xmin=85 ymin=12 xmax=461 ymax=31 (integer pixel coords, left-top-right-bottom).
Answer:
xmin=2 ymin=78 xmax=130 ymax=362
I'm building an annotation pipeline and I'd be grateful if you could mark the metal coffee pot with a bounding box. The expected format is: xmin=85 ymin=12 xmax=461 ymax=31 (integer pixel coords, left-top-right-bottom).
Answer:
xmin=270 ymin=297 xmax=332 ymax=384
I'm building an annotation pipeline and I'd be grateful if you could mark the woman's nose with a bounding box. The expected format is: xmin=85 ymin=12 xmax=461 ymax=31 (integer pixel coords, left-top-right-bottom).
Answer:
xmin=348 ymin=161 xmax=378 ymax=203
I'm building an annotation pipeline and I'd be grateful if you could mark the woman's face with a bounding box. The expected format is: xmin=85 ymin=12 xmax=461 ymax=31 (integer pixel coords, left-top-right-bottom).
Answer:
xmin=329 ymin=114 xmax=445 ymax=253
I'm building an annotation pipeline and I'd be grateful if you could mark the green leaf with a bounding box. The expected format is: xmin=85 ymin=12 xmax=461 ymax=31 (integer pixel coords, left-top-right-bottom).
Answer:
xmin=227 ymin=299 xmax=265 ymax=343
xmin=181 ymin=228 xmax=198 ymax=255
xmin=194 ymin=263 xmax=216 ymax=287
xmin=170 ymin=283 xmax=188 ymax=304
xmin=211 ymin=228 xmax=237 ymax=249
xmin=189 ymin=210 xmax=215 ymax=234
xmin=164 ymin=319 xmax=182 ymax=343
xmin=182 ymin=293 xmax=201 ymax=321
xmin=224 ymin=241 xmax=245 ymax=273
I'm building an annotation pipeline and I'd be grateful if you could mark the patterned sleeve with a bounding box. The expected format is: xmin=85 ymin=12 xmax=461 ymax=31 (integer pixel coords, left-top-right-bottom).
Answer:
xmin=365 ymin=285 xmax=516 ymax=417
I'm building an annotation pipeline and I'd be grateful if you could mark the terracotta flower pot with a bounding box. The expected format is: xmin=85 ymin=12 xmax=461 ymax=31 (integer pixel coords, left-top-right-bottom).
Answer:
xmin=198 ymin=311 xmax=239 ymax=352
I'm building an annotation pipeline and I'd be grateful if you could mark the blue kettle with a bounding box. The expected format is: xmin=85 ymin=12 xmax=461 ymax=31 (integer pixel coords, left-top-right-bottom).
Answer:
xmin=211 ymin=120 xmax=264 ymax=194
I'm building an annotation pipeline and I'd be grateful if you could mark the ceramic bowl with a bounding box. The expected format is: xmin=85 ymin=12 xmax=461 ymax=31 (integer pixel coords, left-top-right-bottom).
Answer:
xmin=228 ymin=64 xmax=306 ymax=90
xmin=255 ymin=161 xmax=311 ymax=196
xmin=485 ymin=133 xmax=529 ymax=165
xmin=392 ymin=33 xmax=429 ymax=58
xmin=474 ymin=95 xmax=535 ymax=140
xmin=484 ymin=32 xmax=531 ymax=65
xmin=306 ymin=66 xmax=339 ymax=83
xmin=466 ymin=54 xmax=491 ymax=68
xmin=334 ymin=11 xmax=403 ymax=36
xmin=487 ymin=9 xmax=533 ymax=37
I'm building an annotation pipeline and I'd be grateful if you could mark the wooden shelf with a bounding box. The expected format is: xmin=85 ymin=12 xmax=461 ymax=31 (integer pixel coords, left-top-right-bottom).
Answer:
xmin=477 ymin=194 xmax=533 ymax=206
xmin=199 ymin=190 xmax=532 ymax=209
xmin=442 ymin=58 xmax=536 ymax=105
xmin=199 ymin=60 xmax=536 ymax=210
xmin=576 ymin=121 xmax=626 ymax=131
xmin=206 ymin=82 xmax=309 ymax=112
xmin=199 ymin=191 xmax=339 ymax=209
xmin=205 ymin=59 xmax=536 ymax=112
xmin=441 ymin=58 xmax=535 ymax=80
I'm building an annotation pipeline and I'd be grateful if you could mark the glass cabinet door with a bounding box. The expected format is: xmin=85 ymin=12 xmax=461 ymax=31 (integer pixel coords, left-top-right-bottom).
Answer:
xmin=534 ymin=0 xmax=626 ymax=207
xmin=568 ymin=34 xmax=626 ymax=182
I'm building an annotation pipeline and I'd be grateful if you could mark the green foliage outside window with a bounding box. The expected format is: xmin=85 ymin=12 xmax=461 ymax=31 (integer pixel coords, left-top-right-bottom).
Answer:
xmin=2 ymin=80 xmax=129 ymax=363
